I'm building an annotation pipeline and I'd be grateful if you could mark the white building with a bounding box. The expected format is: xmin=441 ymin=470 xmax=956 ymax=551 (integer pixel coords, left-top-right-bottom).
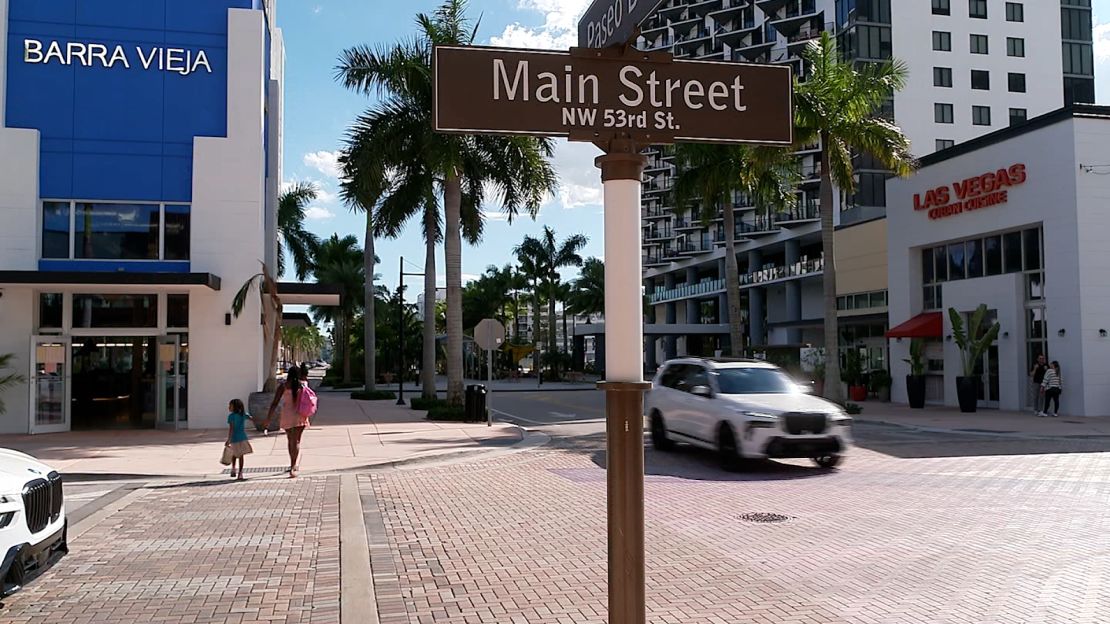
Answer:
xmin=0 ymin=0 xmax=335 ymax=433
xmin=635 ymin=0 xmax=1095 ymax=371
xmin=887 ymin=105 xmax=1110 ymax=416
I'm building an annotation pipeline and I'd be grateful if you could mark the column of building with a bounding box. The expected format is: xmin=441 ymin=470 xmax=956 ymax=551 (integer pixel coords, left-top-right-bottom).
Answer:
xmin=785 ymin=239 xmax=803 ymax=344
xmin=748 ymin=249 xmax=765 ymax=349
xmin=663 ymin=272 xmax=677 ymax=360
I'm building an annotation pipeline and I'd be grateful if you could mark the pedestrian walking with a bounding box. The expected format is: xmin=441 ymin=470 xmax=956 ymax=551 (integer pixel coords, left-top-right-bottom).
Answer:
xmin=225 ymin=399 xmax=253 ymax=480
xmin=263 ymin=366 xmax=318 ymax=478
xmin=1028 ymin=354 xmax=1048 ymax=415
xmin=1040 ymin=361 xmax=1063 ymax=417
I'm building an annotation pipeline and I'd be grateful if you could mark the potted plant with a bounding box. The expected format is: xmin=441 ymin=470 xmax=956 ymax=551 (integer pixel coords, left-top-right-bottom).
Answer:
xmin=843 ymin=350 xmax=867 ymax=402
xmin=803 ymin=347 xmax=826 ymax=396
xmin=949 ymin=305 xmax=1000 ymax=414
xmin=869 ymin=368 xmax=892 ymax=402
xmin=904 ymin=338 xmax=927 ymax=409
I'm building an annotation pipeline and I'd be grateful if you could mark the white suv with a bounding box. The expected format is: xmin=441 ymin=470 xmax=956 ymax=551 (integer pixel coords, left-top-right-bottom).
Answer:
xmin=0 ymin=449 xmax=67 ymax=597
xmin=646 ymin=358 xmax=852 ymax=469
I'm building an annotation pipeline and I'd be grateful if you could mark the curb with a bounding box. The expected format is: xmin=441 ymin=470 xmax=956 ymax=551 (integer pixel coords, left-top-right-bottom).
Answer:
xmin=856 ymin=417 xmax=1110 ymax=441
xmin=318 ymin=386 xmax=599 ymax=395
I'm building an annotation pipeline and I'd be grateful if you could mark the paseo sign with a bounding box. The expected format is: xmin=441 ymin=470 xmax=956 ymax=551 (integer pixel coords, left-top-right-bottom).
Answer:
xmin=578 ymin=0 xmax=665 ymax=49
xmin=433 ymin=45 xmax=793 ymax=145
xmin=23 ymin=38 xmax=213 ymax=76
xmin=913 ymin=163 xmax=1027 ymax=220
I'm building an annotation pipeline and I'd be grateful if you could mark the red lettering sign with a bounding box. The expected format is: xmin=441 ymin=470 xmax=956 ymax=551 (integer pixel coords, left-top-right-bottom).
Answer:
xmin=914 ymin=163 xmax=1026 ymax=220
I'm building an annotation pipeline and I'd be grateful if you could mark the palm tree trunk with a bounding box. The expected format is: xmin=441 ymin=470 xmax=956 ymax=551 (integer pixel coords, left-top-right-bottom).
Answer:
xmin=723 ymin=204 xmax=744 ymax=357
xmin=547 ymin=290 xmax=557 ymax=379
xmin=819 ymin=131 xmax=844 ymax=403
xmin=444 ymin=172 xmax=465 ymax=406
xmin=532 ymin=288 xmax=542 ymax=377
xmin=422 ymin=211 xmax=437 ymax=399
xmin=364 ymin=215 xmax=376 ymax=392
xmin=562 ymin=306 xmax=568 ymax=355
xmin=342 ymin=315 xmax=353 ymax=384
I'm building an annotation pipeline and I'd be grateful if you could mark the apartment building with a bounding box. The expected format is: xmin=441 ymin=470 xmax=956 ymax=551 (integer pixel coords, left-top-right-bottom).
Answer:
xmin=633 ymin=0 xmax=1095 ymax=372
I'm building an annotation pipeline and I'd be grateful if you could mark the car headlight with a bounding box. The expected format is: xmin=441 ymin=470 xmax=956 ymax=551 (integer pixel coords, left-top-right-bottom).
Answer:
xmin=0 ymin=512 xmax=13 ymax=529
xmin=831 ymin=416 xmax=853 ymax=428
xmin=739 ymin=412 xmax=779 ymax=428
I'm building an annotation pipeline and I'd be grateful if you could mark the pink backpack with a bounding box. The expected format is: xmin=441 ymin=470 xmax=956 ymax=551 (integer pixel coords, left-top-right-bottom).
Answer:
xmin=295 ymin=386 xmax=318 ymax=419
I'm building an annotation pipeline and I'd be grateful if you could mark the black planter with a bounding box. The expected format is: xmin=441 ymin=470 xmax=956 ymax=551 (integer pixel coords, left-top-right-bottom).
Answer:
xmin=956 ymin=376 xmax=979 ymax=413
xmin=906 ymin=375 xmax=926 ymax=409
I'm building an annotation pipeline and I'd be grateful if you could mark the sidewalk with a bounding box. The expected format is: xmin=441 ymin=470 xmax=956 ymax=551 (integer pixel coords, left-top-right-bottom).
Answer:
xmin=857 ymin=403 xmax=1110 ymax=438
xmin=0 ymin=393 xmax=527 ymax=478
xmin=359 ymin=374 xmax=599 ymax=393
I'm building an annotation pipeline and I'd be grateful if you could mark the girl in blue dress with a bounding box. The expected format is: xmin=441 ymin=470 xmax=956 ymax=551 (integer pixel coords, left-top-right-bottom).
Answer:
xmin=225 ymin=399 xmax=254 ymax=480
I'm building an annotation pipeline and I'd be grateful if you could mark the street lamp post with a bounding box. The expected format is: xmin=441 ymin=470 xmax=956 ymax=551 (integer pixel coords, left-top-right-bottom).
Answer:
xmin=396 ymin=256 xmax=425 ymax=406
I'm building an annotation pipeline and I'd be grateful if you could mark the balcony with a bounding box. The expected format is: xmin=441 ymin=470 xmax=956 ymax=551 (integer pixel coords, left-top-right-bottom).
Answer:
xmin=650 ymin=277 xmax=727 ymax=304
xmin=755 ymin=0 xmax=791 ymax=15
xmin=785 ymin=22 xmax=832 ymax=53
xmin=644 ymin=158 xmax=670 ymax=173
xmin=674 ymin=25 xmax=713 ymax=56
xmin=643 ymin=254 xmax=666 ymax=267
xmin=768 ymin=0 xmax=822 ymax=36
xmin=733 ymin=30 xmax=777 ymax=60
xmin=800 ymin=163 xmax=822 ymax=185
xmin=738 ymin=216 xmax=779 ymax=236
xmin=740 ymin=254 xmax=824 ymax=287
xmin=714 ymin=19 xmax=759 ymax=47
xmin=678 ymin=240 xmax=714 ymax=255
xmin=685 ymin=0 xmax=721 ymax=19
xmin=773 ymin=200 xmax=820 ymax=225
xmin=643 ymin=34 xmax=675 ymax=51
xmin=643 ymin=205 xmax=670 ymax=220
xmin=708 ymin=0 xmax=750 ymax=22
xmin=644 ymin=227 xmax=674 ymax=241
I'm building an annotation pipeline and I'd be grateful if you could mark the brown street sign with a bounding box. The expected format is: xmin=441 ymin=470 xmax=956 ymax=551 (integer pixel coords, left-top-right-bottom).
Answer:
xmin=433 ymin=45 xmax=793 ymax=145
xmin=578 ymin=0 xmax=665 ymax=49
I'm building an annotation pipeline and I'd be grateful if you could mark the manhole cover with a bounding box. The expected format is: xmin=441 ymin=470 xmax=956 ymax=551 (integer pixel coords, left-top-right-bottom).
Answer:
xmin=738 ymin=512 xmax=793 ymax=524
xmin=221 ymin=466 xmax=290 ymax=475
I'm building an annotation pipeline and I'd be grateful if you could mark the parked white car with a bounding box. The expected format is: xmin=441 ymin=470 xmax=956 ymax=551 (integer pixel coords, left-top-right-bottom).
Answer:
xmin=646 ymin=358 xmax=853 ymax=469
xmin=0 ymin=449 xmax=66 ymax=597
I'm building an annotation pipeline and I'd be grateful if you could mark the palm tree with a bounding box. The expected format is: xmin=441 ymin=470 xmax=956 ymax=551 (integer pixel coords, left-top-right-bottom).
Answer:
xmin=514 ymin=250 xmax=545 ymax=376
xmin=515 ymin=227 xmax=588 ymax=380
xmin=570 ymin=257 xmax=606 ymax=318
xmin=232 ymin=262 xmax=283 ymax=392
xmin=0 ymin=354 xmax=26 ymax=416
xmin=277 ymin=182 xmax=322 ymax=281
xmin=555 ymin=281 xmax=574 ymax=355
xmin=336 ymin=0 xmax=556 ymax=406
xmin=794 ymin=32 xmax=915 ymax=402
xmin=673 ymin=144 xmax=799 ymax=357
xmin=310 ymin=235 xmax=365 ymax=384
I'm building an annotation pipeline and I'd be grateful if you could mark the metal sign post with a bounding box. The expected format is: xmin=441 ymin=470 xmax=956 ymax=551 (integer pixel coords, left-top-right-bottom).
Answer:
xmin=433 ymin=37 xmax=793 ymax=624
xmin=474 ymin=318 xmax=506 ymax=427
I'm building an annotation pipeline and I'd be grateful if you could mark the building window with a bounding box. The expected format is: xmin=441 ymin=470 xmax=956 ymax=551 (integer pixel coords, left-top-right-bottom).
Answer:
xmin=921 ymin=228 xmax=1043 ymax=311
xmin=933 ymin=67 xmax=953 ymax=87
xmin=932 ymin=0 xmax=951 ymax=15
xmin=854 ymin=172 xmax=887 ymax=208
xmin=167 ymin=294 xmax=190 ymax=329
xmin=935 ymin=103 xmax=954 ymax=124
xmin=39 ymin=293 xmax=64 ymax=329
xmin=971 ymin=70 xmax=990 ymax=90
xmin=972 ymin=105 xmax=991 ymax=126
xmin=1008 ymin=72 xmax=1026 ymax=93
xmin=856 ymin=24 xmax=893 ymax=60
xmin=936 ymin=139 xmax=955 ymax=151
xmin=1061 ymin=7 xmax=1093 ymax=41
xmin=39 ymin=200 xmax=190 ymax=262
xmin=1009 ymin=108 xmax=1027 ymax=126
xmin=1005 ymin=2 xmax=1023 ymax=22
xmin=1007 ymin=37 xmax=1025 ymax=57
xmin=72 ymin=294 xmax=158 ymax=329
xmin=970 ymin=34 xmax=989 ymax=54
xmin=1065 ymin=77 xmax=1096 ymax=104
xmin=932 ymin=31 xmax=952 ymax=52
xmin=1062 ymin=42 xmax=1094 ymax=75
xmin=969 ymin=0 xmax=987 ymax=19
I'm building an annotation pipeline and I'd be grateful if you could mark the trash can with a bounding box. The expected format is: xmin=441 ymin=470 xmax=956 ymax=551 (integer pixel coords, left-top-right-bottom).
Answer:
xmin=465 ymin=384 xmax=487 ymax=421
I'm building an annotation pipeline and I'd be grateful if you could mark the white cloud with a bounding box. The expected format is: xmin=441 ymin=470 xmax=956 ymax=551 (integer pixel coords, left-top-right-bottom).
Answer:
xmin=303 ymin=150 xmax=342 ymax=179
xmin=552 ymin=141 xmax=604 ymax=210
xmin=304 ymin=206 xmax=336 ymax=220
xmin=489 ymin=0 xmax=591 ymax=50
xmin=1096 ymin=20 xmax=1110 ymax=103
xmin=313 ymin=5 xmax=322 ymax=14
xmin=282 ymin=177 xmax=341 ymax=206
xmin=1096 ymin=21 xmax=1110 ymax=62
xmin=482 ymin=210 xmax=510 ymax=222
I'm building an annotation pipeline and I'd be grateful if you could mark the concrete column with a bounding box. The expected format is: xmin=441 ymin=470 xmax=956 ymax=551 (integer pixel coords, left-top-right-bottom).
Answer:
xmin=644 ymin=336 xmax=657 ymax=373
xmin=663 ymin=273 xmax=676 ymax=326
xmin=718 ymin=293 xmax=729 ymax=323
xmin=749 ymin=287 xmax=766 ymax=349
xmin=785 ymin=239 xmax=802 ymax=343
xmin=595 ymin=334 xmax=606 ymax=375
xmin=573 ymin=335 xmax=586 ymax=371
xmin=685 ymin=266 xmax=698 ymax=284
xmin=645 ymin=280 xmax=656 ymax=323
xmin=717 ymin=257 xmax=726 ymax=278
xmin=686 ymin=298 xmax=699 ymax=326
xmin=664 ymin=335 xmax=677 ymax=360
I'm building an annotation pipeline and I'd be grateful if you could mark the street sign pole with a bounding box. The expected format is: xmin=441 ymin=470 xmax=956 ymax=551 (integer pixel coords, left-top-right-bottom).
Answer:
xmin=596 ymin=136 xmax=651 ymax=624
xmin=487 ymin=345 xmax=494 ymax=426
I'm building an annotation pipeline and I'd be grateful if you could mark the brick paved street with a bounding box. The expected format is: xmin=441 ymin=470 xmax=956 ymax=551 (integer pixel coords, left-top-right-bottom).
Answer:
xmin=362 ymin=432 xmax=1110 ymax=623
xmin=2 ymin=476 xmax=341 ymax=624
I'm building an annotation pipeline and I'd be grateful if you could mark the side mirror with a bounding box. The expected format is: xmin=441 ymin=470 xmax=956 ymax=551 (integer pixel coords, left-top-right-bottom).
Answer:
xmin=691 ymin=385 xmax=713 ymax=398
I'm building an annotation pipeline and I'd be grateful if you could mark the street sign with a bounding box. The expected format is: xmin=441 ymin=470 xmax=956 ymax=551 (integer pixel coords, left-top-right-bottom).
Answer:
xmin=578 ymin=0 xmax=666 ymax=49
xmin=474 ymin=319 xmax=506 ymax=352
xmin=433 ymin=45 xmax=793 ymax=145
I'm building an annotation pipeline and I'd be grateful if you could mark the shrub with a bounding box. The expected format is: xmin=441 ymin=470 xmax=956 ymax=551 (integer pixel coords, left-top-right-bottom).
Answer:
xmin=426 ymin=404 xmax=470 ymax=422
xmin=350 ymin=390 xmax=396 ymax=401
xmin=409 ymin=396 xmax=446 ymax=411
xmin=844 ymin=402 xmax=863 ymax=415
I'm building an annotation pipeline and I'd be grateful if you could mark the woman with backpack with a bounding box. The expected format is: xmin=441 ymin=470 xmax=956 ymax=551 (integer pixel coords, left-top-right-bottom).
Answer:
xmin=263 ymin=366 xmax=318 ymax=478
xmin=1039 ymin=361 xmax=1063 ymax=418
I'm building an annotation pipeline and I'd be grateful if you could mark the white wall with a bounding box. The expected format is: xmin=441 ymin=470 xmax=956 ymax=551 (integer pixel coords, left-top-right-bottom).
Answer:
xmin=0 ymin=290 xmax=34 ymax=434
xmin=188 ymin=9 xmax=270 ymax=429
xmin=891 ymin=0 xmax=1063 ymax=157
xmin=1073 ymin=117 xmax=1110 ymax=417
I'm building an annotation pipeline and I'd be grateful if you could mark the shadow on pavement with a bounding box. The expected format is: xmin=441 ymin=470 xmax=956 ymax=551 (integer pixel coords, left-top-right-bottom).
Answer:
xmin=852 ymin=422 xmax=1110 ymax=458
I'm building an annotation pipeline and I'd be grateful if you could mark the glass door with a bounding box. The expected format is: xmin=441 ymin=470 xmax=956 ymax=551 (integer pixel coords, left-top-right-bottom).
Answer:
xmin=31 ymin=336 xmax=70 ymax=434
xmin=976 ymin=346 xmax=1000 ymax=409
xmin=156 ymin=336 xmax=182 ymax=430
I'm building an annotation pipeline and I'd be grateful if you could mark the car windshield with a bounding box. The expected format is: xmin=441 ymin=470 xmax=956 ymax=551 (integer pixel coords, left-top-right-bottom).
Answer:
xmin=714 ymin=367 xmax=797 ymax=394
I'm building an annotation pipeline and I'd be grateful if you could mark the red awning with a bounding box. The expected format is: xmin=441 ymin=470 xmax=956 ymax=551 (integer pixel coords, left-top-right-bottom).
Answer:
xmin=885 ymin=312 xmax=943 ymax=339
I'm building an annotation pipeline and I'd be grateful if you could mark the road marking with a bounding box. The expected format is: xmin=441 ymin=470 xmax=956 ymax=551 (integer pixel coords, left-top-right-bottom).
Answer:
xmin=490 ymin=408 xmax=552 ymax=426
xmin=341 ymin=474 xmax=378 ymax=624
xmin=549 ymin=411 xmax=578 ymax=419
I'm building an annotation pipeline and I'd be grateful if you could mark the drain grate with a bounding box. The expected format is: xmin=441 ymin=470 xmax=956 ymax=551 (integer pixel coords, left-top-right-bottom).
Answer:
xmin=221 ymin=466 xmax=290 ymax=475
xmin=738 ymin=512 xmax=793 ymax=524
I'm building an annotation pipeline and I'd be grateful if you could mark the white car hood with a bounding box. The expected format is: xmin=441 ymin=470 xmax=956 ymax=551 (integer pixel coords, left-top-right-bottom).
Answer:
xmin=0 ymin=448 xmax=57 ymax=495
xmin=718 ymin=393 xmax=842 ymax=415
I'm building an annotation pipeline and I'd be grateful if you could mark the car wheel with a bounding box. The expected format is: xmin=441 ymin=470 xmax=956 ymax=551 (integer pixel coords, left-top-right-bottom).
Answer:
xmin=813 ymin=454 xmax=842 ymax=469
xmin=650 ymin=412 xmax=673 ymax=451
xmin=718 ymin=424 xmax=741 ymax=471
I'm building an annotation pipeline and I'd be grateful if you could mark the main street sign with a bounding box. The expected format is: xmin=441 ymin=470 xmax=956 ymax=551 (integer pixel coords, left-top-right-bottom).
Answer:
xmin=433 ymin=45 xmax=793 ymax=145
xmin=578 ymin=0 xmax=666 ymax=49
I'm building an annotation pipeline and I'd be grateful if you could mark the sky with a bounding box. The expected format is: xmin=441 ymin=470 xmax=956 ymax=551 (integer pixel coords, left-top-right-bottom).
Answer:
xmin=278 ymin=0 xmax=1110 ymax=295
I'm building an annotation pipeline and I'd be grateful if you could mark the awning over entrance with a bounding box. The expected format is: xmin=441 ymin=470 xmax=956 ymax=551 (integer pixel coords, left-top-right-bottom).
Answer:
xmin=282 ymin=312 xmax=313 ymax=328
xmin=0 ymin=271 xmax=221 ymax=290
xmin=885 ymin=312 xmax=943 ymax=338
xmin=277 ymin=282 xmax=341 ymax=306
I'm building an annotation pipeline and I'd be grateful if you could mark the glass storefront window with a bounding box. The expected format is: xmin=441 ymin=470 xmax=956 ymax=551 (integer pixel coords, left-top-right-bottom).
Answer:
xmin=164 ymin=205 xmax=190 ymax=261
xmin=1027 ymin=273 xmax=1044 ymax=301
xmin=966 ymin=239 xmax=984 ymax=278
xmin=934 ymin=245 xmax=948 ymax=281
xmin=1023 ymin=228 xmax=1041 ymax=271
xmin=922 ymin=247 xmax=935 ymax=283
xmin=984 ymin=235 xmax=1002 ymax=275
xmin=167 ymin=295 xmax=189 ymax=328
xmin=42 ymin=202 xmax=71 ymax=259
xmin=948 ymin=243 xmax=966 ymax=280
xmin=75 ymin=203 xmax=160 ymax=260
xmin=39 ymin=293 xmax=63 ymax=329
xmin=73 ymin=294 xmax=158 ymax=328
xmin=1003 ymin=231 xmax=1023 ymax=273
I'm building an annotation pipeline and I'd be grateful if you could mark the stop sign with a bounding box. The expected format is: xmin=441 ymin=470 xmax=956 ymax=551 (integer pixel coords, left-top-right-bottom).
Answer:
xmin=474 ymin=318 xmax=506 ymax=351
